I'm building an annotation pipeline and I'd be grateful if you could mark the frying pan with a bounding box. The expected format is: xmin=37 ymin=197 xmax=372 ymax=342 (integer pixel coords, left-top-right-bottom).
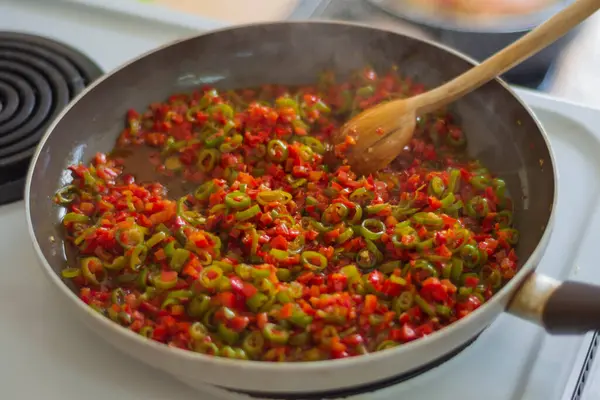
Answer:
xmin=24 ymin=21 xmax=600 ymax=398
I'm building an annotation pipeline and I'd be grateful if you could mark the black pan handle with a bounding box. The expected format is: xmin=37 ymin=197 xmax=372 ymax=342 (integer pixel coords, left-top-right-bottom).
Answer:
xmin=542 ymin=281 xmax=600 ymax=334
xmin=508 ymin=273 xmax=600 ymax=334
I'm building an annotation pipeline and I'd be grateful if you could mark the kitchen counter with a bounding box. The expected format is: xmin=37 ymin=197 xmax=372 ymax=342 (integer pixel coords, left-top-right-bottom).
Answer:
xmin=147 ymin=0 xmax=299 ymax=24
xmin=293 ymin=0 xmax=600 ymax=108
xmin=5 ymin=2 xmax=600 ymax=400
xmin=547 ymin=11 xmax=600 ymax=108
xmin=62 ymin=0 xmax=600 ymax=111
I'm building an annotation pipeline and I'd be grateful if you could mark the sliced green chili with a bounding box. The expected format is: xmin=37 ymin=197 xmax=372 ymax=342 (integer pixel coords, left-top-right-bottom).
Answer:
xmin=436 ymin=305 xmax=453 ymax=318
xmin=197 ymin=149 xmax=220 ymax=172
xmin=55 ymin=185 xmax=78 ymax=205
xmin=357 ymin=85 xmax=375 ymax=97
xmin=440 ymin=193 xmax=456 ymax=209
xmin=199 ymin=265 xmax=223 ymax=289
xmin=152 ymin=271 xmax=178 ymax=290
xmin=235 ymin=204 xmax=260 ymax=221
xmin=412 ymin=212 xmax=444 ymax=229
xmin=262 ymin=323 xmax=290 ymax=345
xmin=498 ymin=228 xmax=520 ymax=244
xmin=414 ymin=294 xmax=436 ymax=317
xmin=218 ymin=323 xmax=240 ymax=345
xmin=322 ymin=203 xmax=349 ymax=223
xmin=301 ymin=251 xmax=328 ymax=271
xmin=267 ymin=139 xmax=289 ymax=162
xmin=447 ymin=169 xmax=461 ymax=194
xmin=299 ymin=136 xmax=325 ymax=155
xmin=104 ymin=256 xmax=127 ymax=271
xmin=194 ymin=180 xmax=216 ymax=201
xmin=257 ymin=190 xmax=292 ymax=205
xmin=393 ymin=291 xmax=414 ymax=313
xmin=289 ymin=310 xmax=313 ymax=328
xmin=379 ymin=261 xmax=402 ymax=274
xmin=247 ymin=293 xmax=269 ymax=313
xmin=496 ymin=210 xmax=514 ymax=226
xmin=356 ymin=249 xmax=377 ymax=270
xmin=116 ymin=226 xmax=145 ymax=249
xmin=492 ymin=178 xmax=506 ymax=199
xmin=451 ymin=258 xmax=464 ymax=283
xmin=63 ymin=212 xmax=90 ymax=224
xmin=129 ymin=244 xmax=147 ymax=271
xmin=309 ymin=219 xmax=330 ymax=233
xmin=428 ymin=176 xmax=445 ymax=198
xmin=269 ymin=248 xmax=288 ymax=261
xmin=446 ymin=130 xmax=466 ymax=148
xmin=139 ymin=326 xmax=153 ymax=338
xmin=168 ymin=248 xmax=189 ymax=272
xmin=413 ymin=259 xmax=438 ymax=277
xmin=61 ymin=267 xmax=81 ymax=279
xmin=146 ymin=231 xmax=167 ymax=248
xmin=337 ymin=227 xmax=354 ymax=244
xmin=306 ymin=196 xmax=319 ymax=206
xmin=225 ymin=191 xmax=251 ymax=209
xmin=465 ymin=196 xmax=490 ymax=218
xmin=193 ymin=341 xmax=219 ymax=356
xmin=340 ymin=264 xmax=360 ymax=280
xmin=377 ymin=340 xmax=398 ymax=351
xmin=360 ymin=218 xmax=386 ymax=241
xmin=470 ymin=175 xmax=490 ymax=191
xmin=188 ymin=295 xmax=211 ymax=318
xmin=350 ymin=187 xmax=374 ymax=204
xmin=81 ymin=257 xmax=102 ymax=285
xmin=242 ymin=331 xmax=265 ymax=358
xmin=137 ymin=268 xmax=149 ymax=290
xmin=189 ymin=321 xmax=209 ymax=341
xmin=460 ymin=244 xmax=480 ymax=268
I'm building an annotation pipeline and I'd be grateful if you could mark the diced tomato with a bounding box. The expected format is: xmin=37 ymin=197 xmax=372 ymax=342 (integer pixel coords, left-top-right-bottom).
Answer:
xmin=456 ymin=295 xmax=482 ymax=318
xmin=464 ymin=275 xmax=480 ymax=288
xmin=421 ymin=277 xmax=447 ymax=302
xmin=428 ymin=196 xmax=442 ymax=210
xmin=228 ymin=316 xmax=250 ymax=332
xmin=363 ymin=294 xmax=378 ymax=314
xmin=256 ymin=312 xmax=269 ymax=330
xmin=59 ymin=70 xmax=520 ymax=363
xmin=367 ymin=270 xmax=385 ymax=292
xmin=229 ymin=276 xmax=245 ymax=293
xmin=270 ymin=235 xmax=289 ymax=250
xmin=390 ymin=324 xmax=417 ymax=342
xmin=215 ymin=292 xmax=236 ymax=309
xmin=279 ymin=303 xmax=294 ymax=319
xmin=154 ymin=248 xmax=166 ymax=261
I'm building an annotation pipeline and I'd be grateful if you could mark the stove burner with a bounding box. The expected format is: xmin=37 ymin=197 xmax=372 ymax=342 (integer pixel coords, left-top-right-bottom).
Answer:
xmin=0 ymin=32 xmax=103 ymax=205
xmin=222 ymin=332 xmax=481 ymax=399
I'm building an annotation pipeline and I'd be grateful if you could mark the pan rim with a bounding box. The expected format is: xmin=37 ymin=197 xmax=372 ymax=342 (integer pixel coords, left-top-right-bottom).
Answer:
xmin=24 ymin=19 xmax=558 ymax=378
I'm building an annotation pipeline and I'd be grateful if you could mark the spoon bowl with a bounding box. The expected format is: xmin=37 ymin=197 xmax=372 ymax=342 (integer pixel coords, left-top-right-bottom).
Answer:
xmin=336 ymin=102 xmax=417 ymax=176
xmin=333 ymin=0 xmax=600 ymax=176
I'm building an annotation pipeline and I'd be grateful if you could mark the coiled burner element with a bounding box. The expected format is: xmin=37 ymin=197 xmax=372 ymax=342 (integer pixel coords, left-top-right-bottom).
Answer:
xmin=0 ymin=32 xmax=103 ymax=205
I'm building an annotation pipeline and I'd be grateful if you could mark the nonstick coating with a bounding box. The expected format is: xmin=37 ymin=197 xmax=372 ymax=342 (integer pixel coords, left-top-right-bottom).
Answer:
xmin=25 ymin=21 xmax=555 ymax=394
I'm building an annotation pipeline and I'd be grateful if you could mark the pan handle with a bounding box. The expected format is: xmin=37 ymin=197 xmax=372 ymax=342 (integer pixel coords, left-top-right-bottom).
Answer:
xmin=508 ymin=273 xmax=600 ymax=334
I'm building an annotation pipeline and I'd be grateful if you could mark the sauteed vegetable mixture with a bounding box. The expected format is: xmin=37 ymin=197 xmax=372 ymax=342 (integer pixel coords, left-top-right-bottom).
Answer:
xmin=55 ymin=67 xmax=519 ymax=361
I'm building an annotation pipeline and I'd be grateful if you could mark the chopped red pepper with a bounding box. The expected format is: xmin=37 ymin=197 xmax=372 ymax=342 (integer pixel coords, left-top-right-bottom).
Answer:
xmin=56 ymin=67 xmax=519 ymax=363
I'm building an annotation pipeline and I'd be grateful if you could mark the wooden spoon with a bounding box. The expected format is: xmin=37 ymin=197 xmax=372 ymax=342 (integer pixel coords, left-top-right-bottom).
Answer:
xmin=333 ymin=0 xmax=600 ymax=176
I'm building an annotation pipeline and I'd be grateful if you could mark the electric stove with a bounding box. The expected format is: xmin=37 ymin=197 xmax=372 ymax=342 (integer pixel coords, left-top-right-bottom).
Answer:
xmin=0 ymin=1 xmax=597 ymax=399
xmin=0 ymin=31 xmax=102 ymax=204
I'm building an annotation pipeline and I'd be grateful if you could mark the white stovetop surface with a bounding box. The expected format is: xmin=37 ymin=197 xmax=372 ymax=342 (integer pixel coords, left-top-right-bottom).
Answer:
xmin=1 ymin=1 xmax=599 ymax=399
xmin=0 ymin=1 xmax=206 ymax=399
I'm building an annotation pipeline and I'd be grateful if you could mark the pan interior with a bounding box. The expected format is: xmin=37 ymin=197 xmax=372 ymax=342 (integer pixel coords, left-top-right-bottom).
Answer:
xmin=27 ymin=22 xmax=554 ymax=292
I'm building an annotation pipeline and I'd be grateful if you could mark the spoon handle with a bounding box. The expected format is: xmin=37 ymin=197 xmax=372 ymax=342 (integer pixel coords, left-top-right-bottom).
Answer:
xmin=413 ymin=0 xmax=600 ymax=114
